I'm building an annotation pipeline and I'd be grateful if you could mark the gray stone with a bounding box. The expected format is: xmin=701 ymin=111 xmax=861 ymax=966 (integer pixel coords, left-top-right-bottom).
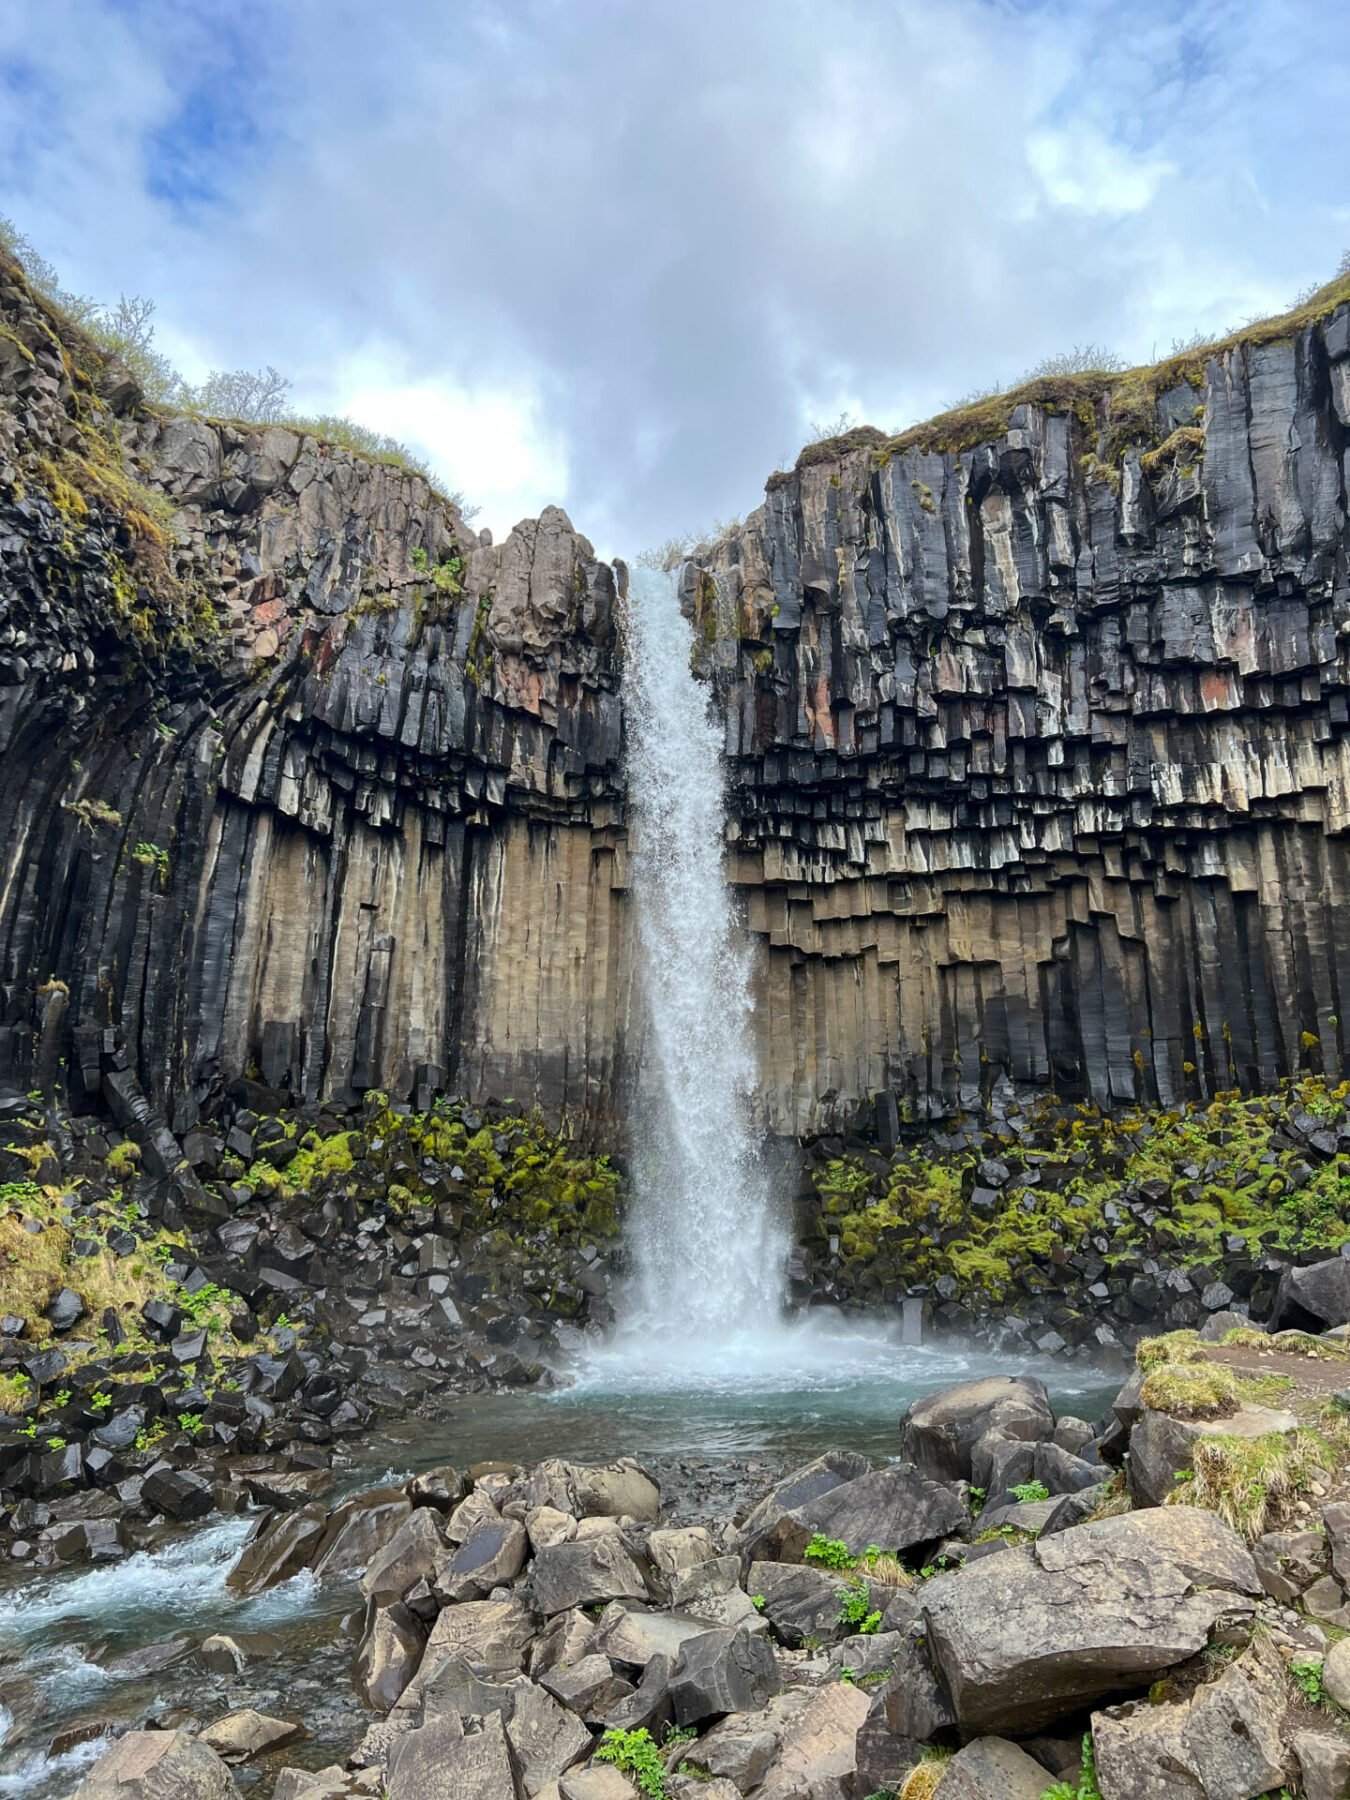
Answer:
xmin=521 ymin=1457 xmax=660 ymax=1523
xmin=387 ymin=1709 xmax=518 ymax=1800
xmin=360 ymin=1506 xmax=445 ymax=1605
xmin=1294 ymin=1727 xmax=1350 ymax=1800
xmin=1092 ymin=1635 xmax=1289 ymax=1799
xmin=226 ymin=1505 xmax=327 ymax=1594
xmin=592 ymin=1604 xmax=711 ymax=1669
xmin=898 ymin=1377 xmax=1053 ymax=1483
xmin=559 ymin=1769 xmax=637 ymax=1800
xmin=1270 ymin=1256 xmax=1350 ymax=1332
xmin=922 ymin=1508 xmax=1258 ymax=1729
xmin=532 ymin=1535 xmax=649 ymax=1616
xmin=1321 ymin=1636 xmax=1350 ymax=1709
xmin=669 ymin=1625 xmax=781 ymax=1725
xmin=754 ymin=1680 xmax=871 ymax=1798
xmin=504 ymin=1676 xmax=594 ymax=1796
xmin=732 ymin=1452 xmax=871 ymax=1555
xmin=934 ymin=1737 xmax=1051 ymax=1798
xmin=415 ymin=1593 xmax=539 ymax=1675
xmin=1253 ymin=1528 xmax=1328 ymax=1602
xmin=541 ymin=1653 xmax=635 ymax=1720
xmin=310 ymin=1488 xmax=411 ymax=1578
xmin=71 ymin=1731 xmax=241 ymax=1798
xmin=746 ymin=1561 xmax=849 ymax=1647
xmin=1128 ymin=1402 xmax=1297 ymax=1508
xmin=684 ymin=1693 xmax=812 ymax=1790
xmin=200 ymin=1709 xmax=305 ymax=1761
xmin=355 ymin=1600 xmax=427 ymax=1712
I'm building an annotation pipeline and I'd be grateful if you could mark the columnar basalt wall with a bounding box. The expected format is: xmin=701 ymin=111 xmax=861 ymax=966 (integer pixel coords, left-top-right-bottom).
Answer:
xmin=693 ymin=303 xmax=1350 ymax=1136
xmin=0 ymin=258 xmax=632 ymax=1134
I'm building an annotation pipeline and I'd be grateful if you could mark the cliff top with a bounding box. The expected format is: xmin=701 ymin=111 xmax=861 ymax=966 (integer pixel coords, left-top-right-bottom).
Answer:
xmin=783 ymin=265 xmax=1350 ymax=484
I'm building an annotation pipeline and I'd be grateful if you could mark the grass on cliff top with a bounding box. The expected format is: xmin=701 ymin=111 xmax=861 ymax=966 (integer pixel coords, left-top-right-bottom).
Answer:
xmin=788 ymin=262 xmax=1350 ymax=474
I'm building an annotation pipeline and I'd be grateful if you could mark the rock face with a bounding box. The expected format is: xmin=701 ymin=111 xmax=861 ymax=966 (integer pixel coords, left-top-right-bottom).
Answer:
xmin=691 ymin=299 xmax=1350 ymax=1130
xmin=0 ymin=253 xmax=629 ymax=1128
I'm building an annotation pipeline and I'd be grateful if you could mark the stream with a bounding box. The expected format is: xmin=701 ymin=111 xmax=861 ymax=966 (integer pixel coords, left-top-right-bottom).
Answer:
xmin=0 ymin=1315 xmax=1117 ymax=1797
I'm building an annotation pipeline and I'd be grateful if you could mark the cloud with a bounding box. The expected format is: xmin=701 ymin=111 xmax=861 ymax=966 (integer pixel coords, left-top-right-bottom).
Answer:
xmin=0 ymin=0 xmax=1345 ymax=556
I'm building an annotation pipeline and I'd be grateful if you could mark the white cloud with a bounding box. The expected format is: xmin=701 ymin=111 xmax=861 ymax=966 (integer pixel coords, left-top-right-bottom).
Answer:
xmin=326 ymin=357 xmax=569 ymax=539
xmin=1028 ymin=127 xmax=1174 ymax=217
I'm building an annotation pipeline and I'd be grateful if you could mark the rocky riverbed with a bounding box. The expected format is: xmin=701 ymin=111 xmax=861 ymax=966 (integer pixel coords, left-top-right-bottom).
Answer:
xmin=44 ymin=1333 xmax=1350 ymax=1800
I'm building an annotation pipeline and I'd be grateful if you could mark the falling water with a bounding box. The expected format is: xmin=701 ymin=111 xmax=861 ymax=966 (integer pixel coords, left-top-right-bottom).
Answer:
xmin=619 ymin=564 xmax=788 ymax=1343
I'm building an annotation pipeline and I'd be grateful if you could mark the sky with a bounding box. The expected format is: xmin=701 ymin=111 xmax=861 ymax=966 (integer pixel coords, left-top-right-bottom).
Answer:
xmin=0 ymin=0 xmax=1346 ymax=556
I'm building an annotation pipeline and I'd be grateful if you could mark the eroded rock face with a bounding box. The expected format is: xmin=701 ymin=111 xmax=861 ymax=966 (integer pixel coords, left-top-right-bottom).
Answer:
xmin=691 ymin=304 xmax=1350 ymax=1130
xmin=0 ymin=257 xmax=629 ymax=1127
xmin=71 ymin=1730 xmax=241 ymax=1798
xmin=921 ymin=1507 xmax=1259 ymax=1729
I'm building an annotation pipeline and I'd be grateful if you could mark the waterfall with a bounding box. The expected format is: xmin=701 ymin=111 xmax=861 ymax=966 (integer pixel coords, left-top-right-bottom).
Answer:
xmin=618 ymin=565 xmax=788 ymax=1342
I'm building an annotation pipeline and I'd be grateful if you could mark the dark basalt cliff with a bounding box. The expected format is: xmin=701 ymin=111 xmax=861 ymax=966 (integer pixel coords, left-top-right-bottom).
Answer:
xmin=692 ymin=290 xmax=1350 ymax=1136
xmin=5 ymin=245 xmax=1350 ymax=1153
xmin=0 ymin=255 xmax=631 ymax=1136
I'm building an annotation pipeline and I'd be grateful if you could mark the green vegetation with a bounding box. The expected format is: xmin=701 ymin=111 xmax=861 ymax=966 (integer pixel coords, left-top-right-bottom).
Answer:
xmin=837 ymin=1577 xmax=883 ymax=1634
xmin=897 ymin=1750 xmax=955 ymax=1800
xmin=1170 ymin=1403 xmax=1350 ymax=1539
xmin=805 ymin=1534 xmax=858 ymax=1571
xmin=595 ymin=1727 xmax=670 ymax=1798
xmin=814 ymin=1077 xmax=1350 ymax=1311
xmin=789 ymin=258 xmax=1350 ymax=481
xmin=1041 ymin=1734 xmax=1103 ymax=1800
xmin=1009 ymin=1480 xmax=1050 ymax=1504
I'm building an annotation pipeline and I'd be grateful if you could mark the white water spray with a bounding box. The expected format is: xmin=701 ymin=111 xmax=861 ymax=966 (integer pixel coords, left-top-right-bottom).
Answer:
xmin=618 ymin=565 xmax=788 ymax=1344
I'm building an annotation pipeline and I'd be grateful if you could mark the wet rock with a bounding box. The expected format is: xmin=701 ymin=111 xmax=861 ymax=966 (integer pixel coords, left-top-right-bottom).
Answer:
xmin=922 ymin=1508 xmax=1259 ymax=1729
xmin=226 ymin=1504 xmax=327 ymax=1593
xmin=669 ymin=1625 xmax=781 ymax=1725
xmin=1092 ymin=1636 xmax=1288 ymax=1798
xmin=47 ymin=1286 xmax=85 ymax=1332
xmin=200 ymin=1709 xmax=306 ymax=1761
xmin=934 ymin=1737 xmax=1050 ymax=1797
xmin=531 ymin=1534 xmax=649 ymax=1616
xmin=71 ymin=1729 xmax=241 ymax=1797
xmin=197 ymin=1631 xmax=281 ymax=1675
xmin=103 ymin=1635 xmax=195 ymax=1678
xmin=142 ymin=1464 xmax=214 ymax=1520
xmin=732 ymin=1451 xmax=870 ymax=1556
xmin=898 ymin=1377 xmax=1054 ymax=1483
xmin=243 ymin=1467 xmax=333 ymax=1510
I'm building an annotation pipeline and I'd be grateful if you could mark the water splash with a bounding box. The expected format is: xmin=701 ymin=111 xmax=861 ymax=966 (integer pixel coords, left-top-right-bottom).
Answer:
xmin=619 ymin=565 xmax=788 ymax=1343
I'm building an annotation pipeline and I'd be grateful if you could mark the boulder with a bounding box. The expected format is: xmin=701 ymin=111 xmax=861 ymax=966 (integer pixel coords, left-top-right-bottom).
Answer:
xmin=747 ymin=1561 xmax=849 ymax=1647
xmin=732 ymin=1452 xmax=871 ymax=1553
xmin=669 ymin=1625 xmax=781 ymax=1725
xmin=416 ymin=1593 xmax=539 ymax=1675
xmin=667 ymin=1555 xmax=739 ymax=1607
xmin=934 ymin=1738 xmax=1050 ymax=1797
xmin=532 ymin=1535 xmax=649 ymax=1616
xmin=559 ymin=1769 xmax=638 ymax=1800
xmin=71 ymin=1730 xmax=241 ymax=1798
xmin=922 ymin=1508 xmax=1258 ymax=1729
xmin=310 ymin=1488 xmax=411 ymax=1577
xmin=1322 ymin=1499 xmax=1350 ymax=1585
xmin=1294 ymin=1727 xmax=1350 ymax=1800
xmin=592 ymin=1604 xmax=710 ymax=1670
xmin=200 ymin=1709 xmax=305 ymax=1761
xmin=602 ymin=1649 xmax=676 ymax=1736
xmin=521 ymin=1457 xmax=660 ymax=1522
xmin=360 ymin=1506 xmax=444 ymax=1605
xmin=1323 ymin=1636 xmax=1350 ymax=1710
xmin=386 ymin=1709 xmax=518 ymax=1800
xmin=527 ymin=1504 xmax=578 ymax=1552
xmin=1092 ymin=1636 xmax=1289 ymax=1799
xmin=541 ymin=1652 xmax=635 ymax=1720
xmin=226 ymin=1505 xmax=327 ymax=1594
xmin=686 ymin=1693 xmax=812 ymax=1790
xmin=648 ymin=1526 xmax=719 ymax=1582
xmin=1269 ymin=1255 xmax=1350 ymax=1331
xmin=769 ymin=1463 xmax=968 ymax=1561
xmin=898 ymin=1377 xmax=1053 ymax=1483
xmin=503 ymin=1676 xmax=594 ymax=1795
xmin=436 ymin=1516 xmax=528 ymax=1602
xmin=1128 ymin=1403 xmax=1297 ymax=1508
xmin=356 ymin=1600 xmax=427 ymax=1712
xmin=754 ymin=1679 xmax=871 ymax=1799
xmin=529 ymin=1608 xmax=596 ymax=1678
xmin=1253 ymin=1528 xmax=1329 ymax=1603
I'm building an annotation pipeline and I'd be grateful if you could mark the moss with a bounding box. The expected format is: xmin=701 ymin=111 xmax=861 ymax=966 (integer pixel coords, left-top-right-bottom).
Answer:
xmin=1139 ymin=425 xmax=1205 ymax=478
xmin=1174 ymin=1419 xmax=1350 ymax=1539
xmin=1138 ymin=1360 xmax=1292 ymax=1421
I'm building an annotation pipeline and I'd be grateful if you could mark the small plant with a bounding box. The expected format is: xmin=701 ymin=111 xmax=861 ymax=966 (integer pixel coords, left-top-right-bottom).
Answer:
xmin=89 ymin=1390 xmax=111 ymax=1411
xmin=595 ymin=1727 xmax=669 ymax=1798
xmin=105 ymin=1140 xmax=141 ymax=1178
xmin=133 ymin=1419 xmax=168 ymax=1452
xmin=46 ymin=1435 xmax=66 ymax=1451
xmin=750 ymin=1593 xmax=766 ymax=1611
xmin=177 ymin=1411 xmax=204 ymax=1436
xmin=131 ymin=841 xmax=170 ymax=879
xmin=805 ymin=1534 xmax=857 ymax=1570
xmin=662 ymin=1724 xmax=696 ymax=1747
xmin=1010 ymin=1480 xmax=1051 ymax=1504
xmin=52 ymin=1389 xmax=70 ymax=1408
xmin=1289 ymin=1659 xmax=1332 ymax=1708
xmin=177 ymin=1280 xmax=228 ymax=1326
xmin=838 ymin=1665 xmax=856 ymax=1683
xmin=1040 ymin=1733 xmax=1102 ymax=1800
xmin=967 ymin=1486 xmax=986 ymax=1507
xmin=837 ymin=1577 xmax=883 ymax=1634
